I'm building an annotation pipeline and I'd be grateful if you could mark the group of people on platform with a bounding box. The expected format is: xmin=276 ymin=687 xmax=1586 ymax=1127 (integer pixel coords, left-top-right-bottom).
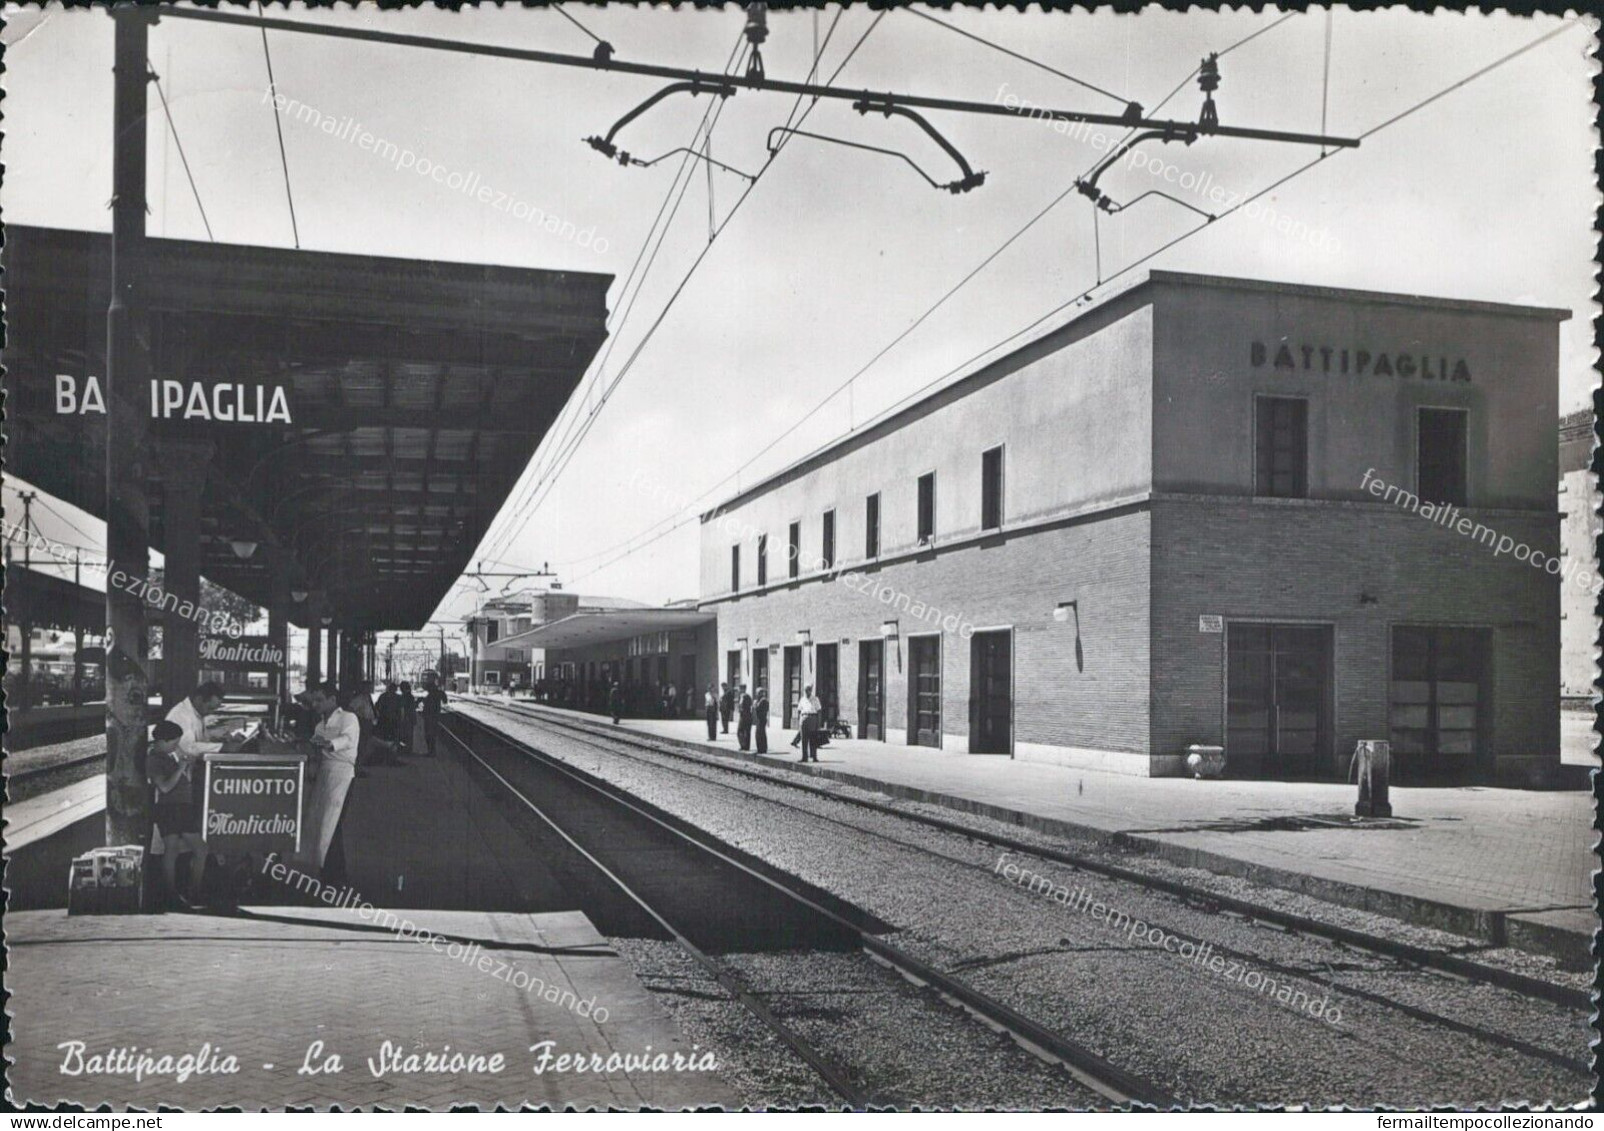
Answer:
xmin=695 ymin=682 xmax=826 ymax=762
xmin=521 ymin=677 xmax=704 ymax=720
xmin=145 ymin=672 xmax=449 ymax=908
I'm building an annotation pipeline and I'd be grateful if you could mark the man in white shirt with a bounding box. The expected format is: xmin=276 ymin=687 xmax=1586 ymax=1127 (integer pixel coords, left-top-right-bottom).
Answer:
xmin=306 ymin=682 xmax=362 ymax=877
xmin=164 ymin=681 xmax=231 ymax=760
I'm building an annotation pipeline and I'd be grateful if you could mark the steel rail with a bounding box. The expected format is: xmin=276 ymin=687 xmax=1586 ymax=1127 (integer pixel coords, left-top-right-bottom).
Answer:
xmin=458 ymin=703 xmax=1589 ymax=1078
xmin=464 ymin=698 xmax=1590 ymax=1014
xmin=444 ymin=710 xmax=1176 ymax=1108
xmin=436 ymin=719 xmax=871 ymax=1108
xmin=156 ymin=7 xmax=1360 ymax=152
xmin=6 ymin=751 xmax=107 ymax=784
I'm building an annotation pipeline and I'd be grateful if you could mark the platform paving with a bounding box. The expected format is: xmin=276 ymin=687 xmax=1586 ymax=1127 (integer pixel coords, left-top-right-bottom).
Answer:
xmin=5 ymin=749 xmax=735 ymax=1109
xmin=485 ymin=699 xmax=1596 ymax=963
xmin=4 ymin=907 xmax=733 ymax=1109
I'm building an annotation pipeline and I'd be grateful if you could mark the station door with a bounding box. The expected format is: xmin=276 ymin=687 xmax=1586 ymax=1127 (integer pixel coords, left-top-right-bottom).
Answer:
xmin=1389 ymin=626 xmax=1489 ymax=783
xmin=783 ymin=646 xmax=803 ymax=729
xmin=969 ymin=630 xmax=1012 ymax=755
xmin=751 ymin=649 xmax=769 ymax=697
xmin=815 ymin=643 xmax=840 ymax=726
xmin=858 ymin=639 xmax=885 ymax=740
xmin=907 ymin=635 xmax=942 ymax=748
xmin=1226 ymin=623 xmax=1331 ymax=777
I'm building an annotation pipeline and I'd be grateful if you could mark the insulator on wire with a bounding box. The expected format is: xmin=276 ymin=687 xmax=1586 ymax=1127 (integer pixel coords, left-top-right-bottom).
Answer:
xmin=1198 ymin=53 xmax=1220 ymax=131
xmin=744 ymin=2 xmax=768 ymax=80
xmin=744 ymin=3 xmax=769 ymax=47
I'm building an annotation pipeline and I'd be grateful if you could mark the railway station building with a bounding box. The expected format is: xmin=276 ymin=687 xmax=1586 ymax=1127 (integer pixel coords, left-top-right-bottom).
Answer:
xmin=700 ymin=271 xmax=1569 ymax=786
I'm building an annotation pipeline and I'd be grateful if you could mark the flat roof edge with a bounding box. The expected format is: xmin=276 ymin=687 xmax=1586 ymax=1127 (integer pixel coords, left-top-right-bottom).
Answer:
xmin=1145 ymin=269 xmax=1574 ymax=322
xmin=702 ymin=272 xmax=1574 ymax=519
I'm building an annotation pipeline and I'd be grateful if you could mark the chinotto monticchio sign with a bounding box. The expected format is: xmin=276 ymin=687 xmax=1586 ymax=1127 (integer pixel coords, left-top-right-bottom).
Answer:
xmin=52 ymin=373 xmax=294 ymax=423
xmin=202 ymin=756 xmax=304 ymax=853
xmin=200 ymin=637 xmax=287 ymax=670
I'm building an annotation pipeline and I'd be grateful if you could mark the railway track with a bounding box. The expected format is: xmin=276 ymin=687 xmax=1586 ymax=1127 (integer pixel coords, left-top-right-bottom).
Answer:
xmin=456 ymin=698 xmax=1590 ymax=1083
xmin=441 ymin=711 xmax=1176 ymax=1109
xmin=5 ymin=749 xmax=106 ymax=802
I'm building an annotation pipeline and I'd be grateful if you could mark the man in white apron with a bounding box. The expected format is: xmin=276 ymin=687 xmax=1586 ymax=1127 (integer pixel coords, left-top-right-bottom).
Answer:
xmin=305 ymin=682 xmax=361 ymax=877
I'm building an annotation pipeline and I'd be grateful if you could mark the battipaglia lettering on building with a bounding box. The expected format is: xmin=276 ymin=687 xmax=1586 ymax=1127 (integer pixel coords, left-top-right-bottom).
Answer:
xmin=1250 ymin=341 xmax=1471 ymax=382
xmin=53 ymin=374 xmax=294 ymax=423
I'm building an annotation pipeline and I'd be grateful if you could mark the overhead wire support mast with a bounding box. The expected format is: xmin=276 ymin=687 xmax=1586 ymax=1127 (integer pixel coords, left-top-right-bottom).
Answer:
xmin=156 ymin=7 xmax=1361 ymax=154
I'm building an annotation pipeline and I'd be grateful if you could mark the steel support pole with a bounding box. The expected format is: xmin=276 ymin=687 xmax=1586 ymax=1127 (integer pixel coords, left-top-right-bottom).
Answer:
xmin=159 ymin=444 xmax=209 ymax=710
xmin=268 ymin=583 xmax=289 ymax=705
xmin=105 ymin=7 xmax=154 ymax=847
xmin=306 ymin=621 xmax=322 ymax=687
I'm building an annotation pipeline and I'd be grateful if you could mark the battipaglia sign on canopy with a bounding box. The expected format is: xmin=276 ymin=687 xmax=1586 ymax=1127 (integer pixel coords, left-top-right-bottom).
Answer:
xmin=53 ymin=374 xmax=294 ymax=424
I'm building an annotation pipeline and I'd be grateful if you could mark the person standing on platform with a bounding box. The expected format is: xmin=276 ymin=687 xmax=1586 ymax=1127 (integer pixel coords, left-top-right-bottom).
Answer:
xmin=798 ymin=685 xmax=823 ymax=763
xmin=397 ymin=681 xmax=418 ymax=755
xmin=375 ymin=682 xmax=405 ymax=761
xmin=609 ymin=681 xmax=624 ymax=725
xmin=719 ymin=682 xmax=734 ymax=734
xmin=420 ymin=672 xmax=448 ymax=756
xmin=306 ymin=681 xmax=361 ymax=880
xmin=704 ymin=685 xmax=720 ymax=740
xmin=736 ymin=684 xmax=754 ymax=752
xmin=147 ymin=720 xmax=205 ymax=908
xmin=753 ymin=686 xmax=770 ymax=754
xmin=347 ymin=687 xmax=395 ymax=770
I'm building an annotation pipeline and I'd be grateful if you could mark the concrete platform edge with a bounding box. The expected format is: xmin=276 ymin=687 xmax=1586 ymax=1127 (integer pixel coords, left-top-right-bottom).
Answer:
xmin=478 ymin=703 xmax=1594 ymax=969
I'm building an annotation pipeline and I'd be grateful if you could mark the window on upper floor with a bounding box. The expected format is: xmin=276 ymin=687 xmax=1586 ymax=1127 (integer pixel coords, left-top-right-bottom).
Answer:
xmin=917 ymin=472 xmax=936 ymax=544
xmin=865 ymin=493 xmax=881 ymax=558
xmin=1254 ymin=396 xmax=1308 ymax=499
xmin=821 ymin=509 xmax=836 ymax=570
xmin=1417 ymin=407 xmax=1468 ymax=507
xmin=757 ymin=534 xmax=768 ymax=587
xmin=731 ymin=544 xmax=741 ymax=593
xmin=788 ymin=521 xmax=802 ymax=579
xmin=981 ymin=446 xmax=1005 ymax=531
xmin=486 ymin=621 xmax=500 ymax=644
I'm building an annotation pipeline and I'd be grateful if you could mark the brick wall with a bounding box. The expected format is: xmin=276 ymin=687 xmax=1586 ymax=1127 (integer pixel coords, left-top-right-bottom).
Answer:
xmin=710 ymin=506 xmax=1153 ymax=768
xmin=1151 ymin=497 xmax=1561 ymax=782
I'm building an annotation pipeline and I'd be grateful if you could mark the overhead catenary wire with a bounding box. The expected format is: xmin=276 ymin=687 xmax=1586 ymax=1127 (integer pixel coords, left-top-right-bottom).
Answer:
xmin=566 ymin=18 xmax=1578 ymax=586
xmin=149 ymin=67 xmax=214 ymax=241
xmin=561 ymin=12 xmax=1307 ymax=576
xmin=1321 ymin=9 xmax=1333 ymax=157
xmin=500 ymin=13 xmax=886 ymax=537
xmin=482 ymin=14 xmax=884 ymax=566
xmin=903 ymin=7 xmax=1130 ymax=109
xmin=257 ymin=2 xmax=300 ymax=248
xmin=552 ymin=5 xmax=607 ymax=48
xmin=481 ymin=34 xmax=749 ymax=562
xmin=479 ymin=35 xmax=750 ymax=565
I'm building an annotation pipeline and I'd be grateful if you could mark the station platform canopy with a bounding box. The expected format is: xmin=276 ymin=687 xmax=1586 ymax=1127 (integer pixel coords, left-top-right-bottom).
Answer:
xmin=503 ymin=608 xmax=715 ymax=652
xmin=4 ymin=567 xmax=105 ymax=635
xmin=4 ymin=225 xmax=611 ymax=631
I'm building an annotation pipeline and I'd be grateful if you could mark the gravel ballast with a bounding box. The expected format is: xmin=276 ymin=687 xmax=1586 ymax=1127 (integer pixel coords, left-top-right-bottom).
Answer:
xmin=454 ymin=704 xmax=1592 ymax=1109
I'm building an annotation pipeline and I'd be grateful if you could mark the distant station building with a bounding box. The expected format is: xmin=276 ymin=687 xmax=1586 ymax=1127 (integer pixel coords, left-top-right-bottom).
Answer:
xmin=506 ymin=602 xmax=716 ymax=715
xmin=466 ymin=589 xmax=656 ymax=690
xmin=1558 ymin=408 xmax=1598 ymax=702
xmin=700 ymin=271 xmax=1569 ymax=786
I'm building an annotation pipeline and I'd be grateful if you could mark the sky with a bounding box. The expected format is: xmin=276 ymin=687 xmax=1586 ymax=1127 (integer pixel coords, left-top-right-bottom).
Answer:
xmin=3 ymin=4 xmax=1597 ymax=629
